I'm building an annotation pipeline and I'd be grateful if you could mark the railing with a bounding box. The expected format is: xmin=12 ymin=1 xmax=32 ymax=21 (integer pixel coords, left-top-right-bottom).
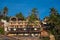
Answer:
xmin=8 ymin=28 xmax=41 ymax=34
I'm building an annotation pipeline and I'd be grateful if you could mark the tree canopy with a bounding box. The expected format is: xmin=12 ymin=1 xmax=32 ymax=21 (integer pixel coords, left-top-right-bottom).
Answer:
xmin=43 ymin=8 xmax=60 ymax=35
xmin=3 ymin=6 xmax=8 ymax=16
xmin=29 ymin=8 xmax=39 ymax=22
xmin=16 ymin=12 xmax=25 ymax=20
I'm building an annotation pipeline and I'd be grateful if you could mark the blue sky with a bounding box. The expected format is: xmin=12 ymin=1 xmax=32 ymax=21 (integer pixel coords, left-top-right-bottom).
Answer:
xmin=0 ymin=0 xmax=60 ymax=20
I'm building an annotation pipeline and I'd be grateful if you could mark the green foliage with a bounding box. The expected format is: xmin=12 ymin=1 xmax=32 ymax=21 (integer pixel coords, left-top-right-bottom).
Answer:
xmin=16 ymin=12 xmax=25 ymax=20
xmin=29 ymin=13 xmax=37 ymax=21
xmin=50 ymin=9 xmax=60 ymax=28
xmin=0 ymin=6 xmax=9 ymax=21
xmin=2 ymin=16 xmax=10 ymax=21
xmin=3 ymin=7 xmax=8 ymax=14
xmin=50 ymin=8 xmax=58 ymax=15
xmin=0 ymin=27 xmax=4 ymax=34
xmin=40 ymin=37 xmax=50 ymax=40
xmin=2 ymin=6 xmax=8 ymax=17
xmin=43 ymin=37 xmax=50 ymax=40
xmin=32 ymin=8 xmax=38 ymax=14
xmin=46 ymin=8 xmax=60 ymax=35
xmin=29 ymin=8 xmax=38 ymax=22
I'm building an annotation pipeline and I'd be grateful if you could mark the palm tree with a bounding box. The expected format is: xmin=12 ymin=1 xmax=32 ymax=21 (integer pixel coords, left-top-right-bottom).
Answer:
xmin=50 ymin=8 xmax=58 ymax=15
xmin=29 ymin=8 xmax=39 ymax=22
xmin=3 ymin=7 xmax=8 ymax=16
xmin=46 ymin=8 xmax=60 ymax=35
xmin=27 ymin=8 xmax=40 ymax=29
xmin=32 ymin=8 xmax=38 ymax=14
xmin=16 ymin=12 xmax=25 ymax=20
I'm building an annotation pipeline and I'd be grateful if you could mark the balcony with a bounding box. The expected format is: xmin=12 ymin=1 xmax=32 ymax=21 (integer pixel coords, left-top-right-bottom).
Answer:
xmin=8 ymin=28 xmax=40 ymax=34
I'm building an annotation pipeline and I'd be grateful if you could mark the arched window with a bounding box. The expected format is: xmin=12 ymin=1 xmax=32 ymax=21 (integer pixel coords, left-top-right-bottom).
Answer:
xmin=11 ymin=18 xmax=16 ymax=21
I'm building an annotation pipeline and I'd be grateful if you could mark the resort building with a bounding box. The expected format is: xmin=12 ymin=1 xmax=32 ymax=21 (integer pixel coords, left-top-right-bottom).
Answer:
xmin=6 ymin=17 xmax=42 ymax=36
xmin=0 ymin=17 xmax=55 ymax=40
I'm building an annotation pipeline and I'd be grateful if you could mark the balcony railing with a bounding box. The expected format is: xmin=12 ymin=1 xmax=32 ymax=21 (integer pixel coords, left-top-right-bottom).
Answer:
xmin=8 ymin=28 xmax=40 ymax=34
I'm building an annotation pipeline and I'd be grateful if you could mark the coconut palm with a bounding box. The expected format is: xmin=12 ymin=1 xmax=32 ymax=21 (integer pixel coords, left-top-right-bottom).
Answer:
xmin=3 ymin=7 xmax=8 ymax=16
xmin=50 ymin=8 xmax=57 ymax=14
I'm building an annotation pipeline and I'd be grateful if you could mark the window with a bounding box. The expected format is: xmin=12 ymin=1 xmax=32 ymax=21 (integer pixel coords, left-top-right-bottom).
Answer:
xmin=11 ymin=18 xmax=16 ymax=21
xmin=13 ymin=28 xmax=16 ymax=31
xmin=34 ymin=28 xmax=37 ymax=30
xmin=23 ymin=28 xmax=26 ymax=30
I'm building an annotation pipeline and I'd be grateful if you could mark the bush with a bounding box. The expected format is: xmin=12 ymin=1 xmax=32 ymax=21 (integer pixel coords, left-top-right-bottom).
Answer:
xmin=41 ymin=37 xmax=50 ymax=40
xmin=0 ymin=27 xmax=4 ymax=34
